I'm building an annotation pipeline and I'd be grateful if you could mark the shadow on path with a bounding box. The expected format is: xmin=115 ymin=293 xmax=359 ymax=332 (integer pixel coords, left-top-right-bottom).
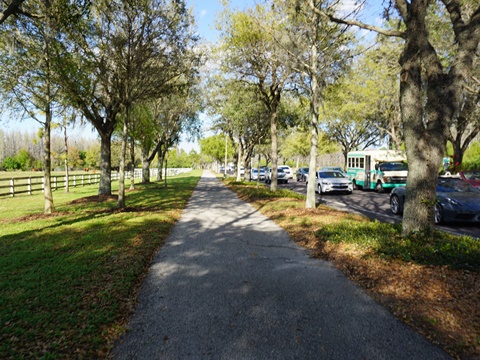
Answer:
xmin=112 ymin=171 xmax=452 ymax=360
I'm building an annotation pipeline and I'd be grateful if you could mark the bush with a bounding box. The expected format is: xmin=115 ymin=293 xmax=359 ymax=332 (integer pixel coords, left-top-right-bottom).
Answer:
xmin=2 ymin=156 xmax=20 ymax=170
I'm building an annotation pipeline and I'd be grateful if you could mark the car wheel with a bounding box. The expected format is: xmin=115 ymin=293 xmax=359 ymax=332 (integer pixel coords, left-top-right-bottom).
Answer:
xmin=353 ymin=181 xmax=358 ymax=190
xmin=390 ymin=194 xmax=402 ymax=215
xmin=434 ymin=203 xmax=443 ymax=224
xmin=375 ymin=182 xmax=385 ymax=193
xmin=318 ymin=184 xmax=324 ymax=194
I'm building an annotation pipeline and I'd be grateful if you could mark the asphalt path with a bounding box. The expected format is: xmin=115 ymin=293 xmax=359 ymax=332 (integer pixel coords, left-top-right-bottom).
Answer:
xmin=112 ymin=171 xmax=452 ymax=360
xmin=280 ymin=179 xmax=479 ymax=239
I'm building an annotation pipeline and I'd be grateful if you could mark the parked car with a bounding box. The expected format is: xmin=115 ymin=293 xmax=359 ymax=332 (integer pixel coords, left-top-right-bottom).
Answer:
xmin=390 ymin=177 xmax=480 ymax=224
xmin=321 ymin=166 xmax=346 ymax=176
xmin=458 ymin=170 xmax=480 ymax=189
xmin=296 ymin=167 xmax=309 ymax=182
xmin=240 ymin=166 xmax=245 ymax=176
xmin=250 ymin=168 xmax=265 ymax=181
xmin=306 ymin=170 xmax=353 ymax=194
xmin=265 ymin=167 xmax=288 ymax=184
xmin=278 ymin=165 xmax=293 ymax=179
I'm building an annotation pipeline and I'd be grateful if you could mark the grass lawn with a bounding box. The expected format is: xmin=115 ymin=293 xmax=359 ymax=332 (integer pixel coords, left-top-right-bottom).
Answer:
xmin=223 ymin=178 xmax=480 ymax=360
xmin=0 ymin=171 xmax=201 ymax=359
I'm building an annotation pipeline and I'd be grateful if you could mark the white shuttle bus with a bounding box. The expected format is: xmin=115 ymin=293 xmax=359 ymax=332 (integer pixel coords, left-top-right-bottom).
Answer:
xmin=346 ymin=150 xmax=408 ymax=192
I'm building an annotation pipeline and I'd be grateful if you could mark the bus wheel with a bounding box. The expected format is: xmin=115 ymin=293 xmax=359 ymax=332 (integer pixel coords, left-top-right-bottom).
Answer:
xmin=353 ymin=181 xmax=358 ymax=190
xmin=375 ymin=182 xmax=385 ymax=193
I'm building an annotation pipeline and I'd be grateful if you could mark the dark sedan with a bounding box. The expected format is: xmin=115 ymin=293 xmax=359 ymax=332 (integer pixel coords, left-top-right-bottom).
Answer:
xmin=296 ymin=167 xmax=309 ymax=182
xmin=390 ymin=177 xmax=480 ymax=224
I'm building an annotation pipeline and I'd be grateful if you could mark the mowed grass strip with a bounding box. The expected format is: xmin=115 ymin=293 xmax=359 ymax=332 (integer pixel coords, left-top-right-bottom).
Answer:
xmin=224 ymin=178 xmax=480 ymax=360
xmin=0 ymin=171 xmax=201 ymax=359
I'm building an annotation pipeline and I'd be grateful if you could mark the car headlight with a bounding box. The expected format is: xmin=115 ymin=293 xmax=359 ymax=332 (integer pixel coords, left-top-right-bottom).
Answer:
xmin=322 ymin=181 xmax=332 ymax=185
xmin=383 ymin=176 xmax=392 ymax=183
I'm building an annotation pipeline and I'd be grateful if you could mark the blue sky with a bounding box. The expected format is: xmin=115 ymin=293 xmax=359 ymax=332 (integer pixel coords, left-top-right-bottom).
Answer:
xmin=187 ymin=0 xmax=257 ymax=43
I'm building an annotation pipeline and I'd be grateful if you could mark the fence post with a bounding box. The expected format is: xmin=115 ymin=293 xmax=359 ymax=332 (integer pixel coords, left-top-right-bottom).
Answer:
xmin=81 ymin=174 xmax=84 ymax=186
xmin=10 ymin=178 xmax=14 ymax=197
xmin=27 ymin=177 xmax=32 ymax=195
xmin=53 ymin=176 xmax=57 ymax=190
xmin=73 ymin=175 xmax=77 ymax=187
xmin=42 ymin=177 xmax=45 ymax=193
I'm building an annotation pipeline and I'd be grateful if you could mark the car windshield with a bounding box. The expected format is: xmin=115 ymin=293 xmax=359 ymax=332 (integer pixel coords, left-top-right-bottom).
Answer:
xmin=462 ymin=171 xmax=480 ymax=180
xmin=319 ymin=171 xmax=345 ymax=178
xmin=437 ymin=178 xmax=479 ymax=193
xmin=278 ymin=168 xmax=285 ymax=173
xmin=378 ymin=162 xmax=408 ymax=171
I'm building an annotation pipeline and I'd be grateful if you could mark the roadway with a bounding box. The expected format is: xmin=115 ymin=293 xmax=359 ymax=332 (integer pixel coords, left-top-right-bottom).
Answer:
xmin=273 ymin=178 xmax=480 ymax=239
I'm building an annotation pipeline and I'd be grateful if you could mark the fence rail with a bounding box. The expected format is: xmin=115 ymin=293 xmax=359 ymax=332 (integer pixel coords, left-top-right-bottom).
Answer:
xmin=0 ymin=168 xmax=191 ymax=198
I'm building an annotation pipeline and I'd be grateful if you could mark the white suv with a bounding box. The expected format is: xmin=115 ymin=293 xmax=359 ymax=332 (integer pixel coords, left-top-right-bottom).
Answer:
xmin=278 ymin=165 xmax=293 ymax=179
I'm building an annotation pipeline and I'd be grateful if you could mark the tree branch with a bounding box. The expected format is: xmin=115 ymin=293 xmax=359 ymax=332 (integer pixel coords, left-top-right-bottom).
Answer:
xmin=307 ymin=1 xmax=406 ymax=39
xmin=0 ymin=0 xmax=24 ymax=25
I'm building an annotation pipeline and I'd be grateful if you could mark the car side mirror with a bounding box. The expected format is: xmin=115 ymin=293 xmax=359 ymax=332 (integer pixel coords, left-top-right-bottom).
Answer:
xmin=375 ymin=164 xmax=379 ymax=170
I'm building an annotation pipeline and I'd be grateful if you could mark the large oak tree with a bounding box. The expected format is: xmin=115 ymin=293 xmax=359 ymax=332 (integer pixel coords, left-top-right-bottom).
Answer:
xmin=311 ymin=1 xmax=480 ymax=235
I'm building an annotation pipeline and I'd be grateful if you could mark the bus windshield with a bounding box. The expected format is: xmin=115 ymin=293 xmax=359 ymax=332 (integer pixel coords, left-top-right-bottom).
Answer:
xmin=378 ymin=162 xmax=408 ymax=171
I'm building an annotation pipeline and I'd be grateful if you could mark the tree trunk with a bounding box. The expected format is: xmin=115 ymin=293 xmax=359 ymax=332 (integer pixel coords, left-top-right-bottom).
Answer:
xmin=236 ymin=142 xmax=243 ymax=182
xmin=43 ymin=10 xmax=54 ymax=214
xmin=118 ymin=110 xmax=128 ymax=209
xmin=400 ymin=4 xmax=447 ymax=235
xmin=450 ymin=140 xmax=464 ymax=172
xmin=163 ymin=156 xmax=167 ymax=188
xmin=306 ymin=47 xmax=320 ymax=209
xmin=306 ymin=111 xmax=319 ymax=208
xmin=157 ymin=149 xmax=165 ymax=181
xmin=43 ymin=103 xmax=55 ymax=214
xmin=129 ymin=136 xmax=135 ymax=190
xmin=270 ymin=110 xmax=278 ymax=191
xmin=141 ymin=150 xmax=151 ymax=183
xmin=99 ymin=131 xmax=112 ymax=195
xmin=448 ymin=95 xmax=479 ymax=170
xmin=224 ymin=134 xmax=228 ymax=177
xmin=63 ymin=121 xmax=69 ymax=193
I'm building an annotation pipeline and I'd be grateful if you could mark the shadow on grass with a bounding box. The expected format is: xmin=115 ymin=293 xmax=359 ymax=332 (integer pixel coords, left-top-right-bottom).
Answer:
xmin=0 ymin=174 xmax=201 ymax=359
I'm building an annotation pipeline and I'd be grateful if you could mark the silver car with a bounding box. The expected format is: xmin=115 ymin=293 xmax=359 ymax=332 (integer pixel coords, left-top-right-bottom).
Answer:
xmin=265 ymin=167 xmax=288 ymax=184
xmin=307 ymin=170 xmax=353 ymax=194
xmin=278 ymin=165 xmax=293 ymax=179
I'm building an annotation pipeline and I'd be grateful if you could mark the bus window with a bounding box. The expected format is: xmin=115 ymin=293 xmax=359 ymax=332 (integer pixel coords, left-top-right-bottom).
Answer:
xmin=379 ymin=162 xmax=408 ymax=171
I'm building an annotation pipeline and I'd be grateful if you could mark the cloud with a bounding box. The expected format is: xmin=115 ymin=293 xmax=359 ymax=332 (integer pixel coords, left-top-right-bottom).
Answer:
xmin=200 ymin=9 xmax=207 ymax=18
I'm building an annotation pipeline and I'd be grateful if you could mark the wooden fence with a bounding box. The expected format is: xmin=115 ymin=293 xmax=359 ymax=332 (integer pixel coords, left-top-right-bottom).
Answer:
xmin=0 ymin=168 xmax=191 ymax=197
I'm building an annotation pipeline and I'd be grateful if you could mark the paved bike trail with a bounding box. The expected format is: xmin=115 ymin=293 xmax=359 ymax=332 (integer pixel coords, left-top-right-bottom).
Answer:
xmin=112 ymin=171 xmax=451 ymax=359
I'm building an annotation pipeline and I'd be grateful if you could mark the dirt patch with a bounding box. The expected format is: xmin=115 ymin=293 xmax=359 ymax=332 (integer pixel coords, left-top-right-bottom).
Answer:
xmin=68 ymin=195 xmax=117 ymax=205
